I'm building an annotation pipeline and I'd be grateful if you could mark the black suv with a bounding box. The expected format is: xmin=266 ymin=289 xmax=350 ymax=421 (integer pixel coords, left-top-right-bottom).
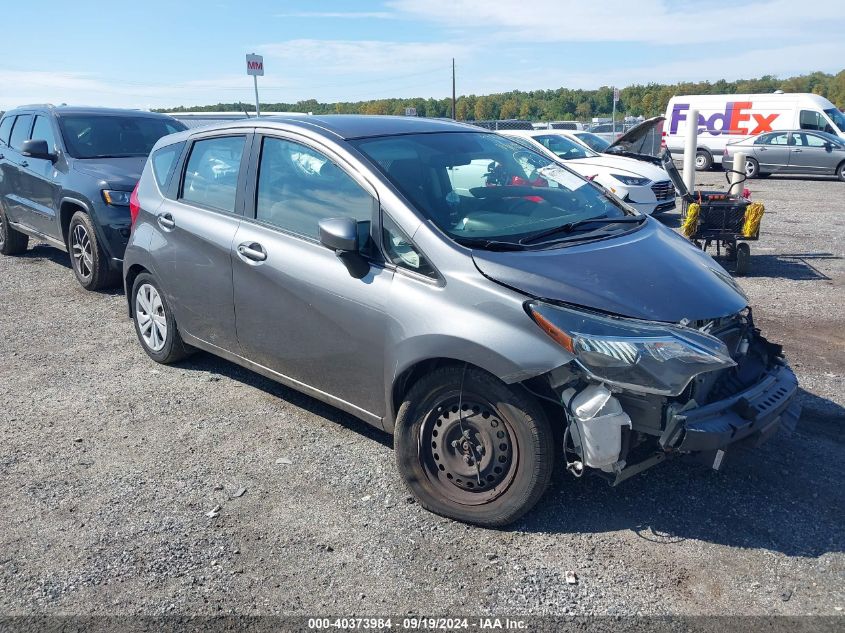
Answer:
xmin=0 ymin=105 xmax=185 ymax=290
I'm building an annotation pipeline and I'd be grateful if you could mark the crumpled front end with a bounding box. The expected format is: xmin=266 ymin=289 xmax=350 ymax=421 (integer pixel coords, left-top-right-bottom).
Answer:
xmin=532 ymin=307 xmax=800 ymax=483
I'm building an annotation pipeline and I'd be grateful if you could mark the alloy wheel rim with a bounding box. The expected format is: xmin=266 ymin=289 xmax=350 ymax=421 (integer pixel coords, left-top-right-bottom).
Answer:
xmin=71 ymin=224 xmax=93 ymax=279
xmin=745 ymin=161 xmax=755 ymax=177
xmin=420 ymin=395 xmax=518 ymax=506
xmin=0 ymin=214 xmax=5 ymax=247
xmin=135 ymin=283 xmax=168 ymax=352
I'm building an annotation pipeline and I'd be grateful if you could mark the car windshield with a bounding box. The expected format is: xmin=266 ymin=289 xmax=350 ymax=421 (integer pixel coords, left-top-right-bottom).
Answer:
xmin=823 ymin=108 xmax=845 ymax=134
xmin=352 ymin=132 xmax=634 ymax=247
xmin=57 ymin=114 xmax=185 ymax=159
xmin=531 ymin=134 xmax=596 ymax=160
xmin=573 ymin=132 xmax=611 ymax=152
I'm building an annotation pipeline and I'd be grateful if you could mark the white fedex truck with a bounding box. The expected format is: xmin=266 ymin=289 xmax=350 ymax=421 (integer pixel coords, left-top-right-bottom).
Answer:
xmin=663 ymin=92 xmax=845 ymax=170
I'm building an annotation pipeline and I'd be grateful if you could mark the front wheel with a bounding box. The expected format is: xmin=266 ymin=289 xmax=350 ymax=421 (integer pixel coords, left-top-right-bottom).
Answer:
xmin=67 ymin=211 xmax=118 ymax=291
xmin=394 ymin=366 xmax=554 ymax=527
xmin=837 ymin=161 xmax=845 ymax=182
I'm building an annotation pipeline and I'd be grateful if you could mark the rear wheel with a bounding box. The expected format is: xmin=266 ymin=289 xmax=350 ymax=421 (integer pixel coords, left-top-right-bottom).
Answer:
xmin=745 ymin=157 xmax=760 ymax=178
xmin=67 ymin=211 xmax=118 ymax=291
xmin=131 ymin=272 xmax=191 ymax=364
xmin=0 ymin=203 xmax=29 ymax=255
xmin=695 ymin=150 xmax=713 ymax=171
xmin=394 ymin=366 xmax=554 ymax=527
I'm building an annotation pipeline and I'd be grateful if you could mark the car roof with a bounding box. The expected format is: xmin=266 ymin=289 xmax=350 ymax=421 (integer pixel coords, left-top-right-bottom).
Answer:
xmin=161 ymin=115 xmax=483 ymax=141
xmin=4 ymin=104 xmax=179 ymax=119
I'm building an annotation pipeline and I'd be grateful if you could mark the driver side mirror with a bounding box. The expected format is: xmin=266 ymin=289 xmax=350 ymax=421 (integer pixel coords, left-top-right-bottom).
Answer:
xmin=824 ymin=142 xmax=833 ymax=151
xmin=318 ymin=217 xmax=359 ymax=253
xmin=318 ymin=217 xmax=369 ymax=279
xmin=21 ymin=139 xmax=57 ymax=162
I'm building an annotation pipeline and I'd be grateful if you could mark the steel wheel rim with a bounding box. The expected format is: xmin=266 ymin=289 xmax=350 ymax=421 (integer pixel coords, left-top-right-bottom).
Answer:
xmin=135 ymin=283 xmax=168 ymax=352
xmin=695 ymin=155 xmax=706 ymax=168
xmin=419 ymin=394 xmax=519 ymax=506
xmin=71 ymin=223 xmax=93 ymax=279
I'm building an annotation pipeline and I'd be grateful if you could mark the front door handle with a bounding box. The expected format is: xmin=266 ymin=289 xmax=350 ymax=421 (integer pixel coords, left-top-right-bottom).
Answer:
xmin=157 ymin=213 xmax=176 ymax=230
xmin=237 ymin=242 xmax=267 ymax=262
xmin=792 ymin=149 xmax=802 ymax=153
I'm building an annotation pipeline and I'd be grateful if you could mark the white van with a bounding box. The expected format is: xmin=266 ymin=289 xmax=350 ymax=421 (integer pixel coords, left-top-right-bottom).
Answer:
xmin=662 ymin=92 xmax=845 ymax=169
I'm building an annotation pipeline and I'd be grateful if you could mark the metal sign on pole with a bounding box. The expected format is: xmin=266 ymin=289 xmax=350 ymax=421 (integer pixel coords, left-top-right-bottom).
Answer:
xmin=246 ymin=53 xmax=264 ymax=116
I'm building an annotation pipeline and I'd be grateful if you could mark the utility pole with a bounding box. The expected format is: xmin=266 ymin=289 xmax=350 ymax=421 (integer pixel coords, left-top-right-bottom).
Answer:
xmin=451 ymin=58 xmax=456 ymax=120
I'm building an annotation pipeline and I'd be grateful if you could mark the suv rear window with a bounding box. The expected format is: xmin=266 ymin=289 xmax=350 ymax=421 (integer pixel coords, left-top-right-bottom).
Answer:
xmin=151 ymin=142 xmax=184 ymax=191
xmin=9 ymin=114 xmax=33 ymax=151
xmin=57 ymin=115 xmax=185 ymax=159
xmin=0 ymin=116 xmax=14 ymax=146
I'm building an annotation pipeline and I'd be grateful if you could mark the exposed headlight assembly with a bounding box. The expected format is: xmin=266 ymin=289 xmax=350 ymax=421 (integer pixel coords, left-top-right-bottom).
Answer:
xmin=527 ymin=302 xmax=736 ymax=396
xmin=610 ymin=173 xmax=650 ymax=187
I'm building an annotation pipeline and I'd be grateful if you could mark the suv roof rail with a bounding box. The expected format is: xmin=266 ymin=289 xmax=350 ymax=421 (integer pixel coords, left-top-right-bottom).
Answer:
xmin=14 ymin=103 xmax=56 ymax=110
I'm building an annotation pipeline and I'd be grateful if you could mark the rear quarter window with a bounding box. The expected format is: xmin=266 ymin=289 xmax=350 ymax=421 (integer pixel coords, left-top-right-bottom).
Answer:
xmin=151 ymin=142 xmax=185 ymax=191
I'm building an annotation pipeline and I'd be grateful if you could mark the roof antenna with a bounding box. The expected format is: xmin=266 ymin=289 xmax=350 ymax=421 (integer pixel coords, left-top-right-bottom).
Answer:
xmin=240 ymin=102 xmax=251 ymax=118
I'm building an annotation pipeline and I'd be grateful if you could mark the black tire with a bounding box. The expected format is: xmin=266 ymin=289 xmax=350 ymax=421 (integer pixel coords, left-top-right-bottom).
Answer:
xmin=745 ymin=157 xmax=760 ymax=179
xmin=130 ymin=272 xmax=191 ymax=364
xmin=67 ymin=210 xmax=119 ymax=291
xmin=758 ymin=172 xmax=772 ymax=178
xmin=837 ymin=161 xmax=845 ymax=182
xmin=0 ymin=202 xmax=29 ymax=255
xmin=394 ymin=365 xmax=554 ymax=527
xmin=735 ymin=242 xmax=751 ymax=276
xmin=695 ymin=150 xmax=713 ymax=171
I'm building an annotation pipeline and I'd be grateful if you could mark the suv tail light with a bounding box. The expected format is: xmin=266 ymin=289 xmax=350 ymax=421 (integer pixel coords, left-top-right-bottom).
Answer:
xmin=660 ymin=130 xmax=667 ymax=148
xmin=129 ymin=182 xmax=141 ymax=225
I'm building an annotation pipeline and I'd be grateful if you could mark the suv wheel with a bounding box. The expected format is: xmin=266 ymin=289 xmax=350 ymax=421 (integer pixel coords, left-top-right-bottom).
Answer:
xmin=131 ymin=272 xmax=191 ymax=364
xmin=0 ymin=203 xmax=29 ymax=255
xmin=394 ymin=366 xmax=554 ymax=526
xmin=68 ymin=211 xmax=117 ymax=291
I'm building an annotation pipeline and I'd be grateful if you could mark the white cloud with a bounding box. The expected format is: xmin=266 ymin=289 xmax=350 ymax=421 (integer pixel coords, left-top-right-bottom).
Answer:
xmin=387 ymin=0 xmax=843 ymax=45
xmin=276 ymin=11 xmax=398 ymax=19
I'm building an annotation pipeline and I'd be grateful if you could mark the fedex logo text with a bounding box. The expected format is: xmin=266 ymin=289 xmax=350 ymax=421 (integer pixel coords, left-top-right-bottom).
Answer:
xmin=670 ymin=102 xmax=780 ymax=136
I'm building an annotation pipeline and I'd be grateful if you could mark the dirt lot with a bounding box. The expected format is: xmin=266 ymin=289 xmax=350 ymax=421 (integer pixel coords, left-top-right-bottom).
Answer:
xmin=0 ymin=173 xmax=843 ymax=619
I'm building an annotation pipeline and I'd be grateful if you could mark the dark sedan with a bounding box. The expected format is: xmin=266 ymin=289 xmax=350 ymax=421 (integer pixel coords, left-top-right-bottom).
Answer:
xmin=723 ymin=130 xmax=845 ymax=180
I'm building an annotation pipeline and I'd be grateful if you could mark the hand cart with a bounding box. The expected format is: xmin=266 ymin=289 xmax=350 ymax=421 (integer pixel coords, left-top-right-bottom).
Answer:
xmin=660 ymin=150 xmax=762 ymax=275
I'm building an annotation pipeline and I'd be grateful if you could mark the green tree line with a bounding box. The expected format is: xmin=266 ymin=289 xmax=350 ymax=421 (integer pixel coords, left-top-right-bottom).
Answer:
xmin=160 ymin=70 xmax=845 ymax=121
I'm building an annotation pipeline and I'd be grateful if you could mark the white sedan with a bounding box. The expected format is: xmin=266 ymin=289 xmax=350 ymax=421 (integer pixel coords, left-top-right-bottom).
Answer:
xmin=500 ymin=129 xmax=676 ymax=215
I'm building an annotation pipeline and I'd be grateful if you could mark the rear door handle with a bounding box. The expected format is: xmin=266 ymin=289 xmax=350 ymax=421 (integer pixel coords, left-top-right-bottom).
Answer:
xmin=792 ymin=149 xmax=802 ymax=153
xmin=157 ymin=213 xmax=176 ymax=229
xmin=19 ymin=160 xmax=28 ymax=168
xmin=237 ymin=242 xmax=267 ymax=262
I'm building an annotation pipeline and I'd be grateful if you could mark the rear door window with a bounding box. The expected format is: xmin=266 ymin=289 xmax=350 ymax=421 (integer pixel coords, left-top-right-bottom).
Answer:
xmin=181 ymin=136 xmax=246 ymax=213
xmin=9 ymin=114 xmax=33 ymax=151
xmin=0 ymin=116 xmax=14 ymax=146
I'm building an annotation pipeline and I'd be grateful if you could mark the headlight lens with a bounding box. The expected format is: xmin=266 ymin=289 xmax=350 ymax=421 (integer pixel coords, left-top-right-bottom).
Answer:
xmin=527 ymin=302 xmax=736 ymax=395
xmin=102 ymin=189 xmax=132 ymax=206
xmin=610 ymin=173 xmax=650 ymax=186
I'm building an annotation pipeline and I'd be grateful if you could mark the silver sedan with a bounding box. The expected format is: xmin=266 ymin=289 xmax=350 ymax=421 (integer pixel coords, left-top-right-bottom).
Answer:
xmin=723 ymin=130 xmax=845 ymax=181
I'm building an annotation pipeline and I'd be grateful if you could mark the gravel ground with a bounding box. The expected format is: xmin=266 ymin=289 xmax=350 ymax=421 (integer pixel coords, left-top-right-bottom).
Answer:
xmin=0 ymin=173 xmax=843 ymax=619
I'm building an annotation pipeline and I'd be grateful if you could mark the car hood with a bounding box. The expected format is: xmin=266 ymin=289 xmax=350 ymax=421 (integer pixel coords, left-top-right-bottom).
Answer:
xmin=471 ymin=219 xmax=748 ymax=322
xmin=72 ymin=156 xmax=146 ymax=189
xmin=565 ymin=154 xmax=669 ymax=181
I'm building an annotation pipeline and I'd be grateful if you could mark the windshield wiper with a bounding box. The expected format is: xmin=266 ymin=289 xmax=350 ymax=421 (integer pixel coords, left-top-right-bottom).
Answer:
xmin=519 ymin=216 xmax=645 ymax=245
xmin=453 ymin=236 xmax=528 ymax=251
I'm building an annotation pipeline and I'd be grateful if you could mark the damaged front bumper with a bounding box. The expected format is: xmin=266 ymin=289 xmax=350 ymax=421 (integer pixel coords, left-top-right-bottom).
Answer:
xmin=660 ymin=359 xmax=800 ymax=453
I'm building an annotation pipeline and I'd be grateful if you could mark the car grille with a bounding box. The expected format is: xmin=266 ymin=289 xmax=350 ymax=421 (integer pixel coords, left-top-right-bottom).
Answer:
xmin=651 ymin=180 xmax=675 ymax=201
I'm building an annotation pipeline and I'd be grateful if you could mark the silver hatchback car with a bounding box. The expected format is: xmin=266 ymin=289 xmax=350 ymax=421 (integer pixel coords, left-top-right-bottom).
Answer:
xmin=124 ymin=116 xmax=799 ymax=526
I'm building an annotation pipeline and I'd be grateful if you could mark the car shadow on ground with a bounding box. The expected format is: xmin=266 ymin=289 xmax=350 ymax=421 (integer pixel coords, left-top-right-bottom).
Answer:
xmin=175 ymin=351 xmax=392 ymax=449
xmin=20 ymin=244 xmax=129 ymax=296
xmin=742 ymin=253 xmax=840 ymax=281
xmin=518 ymin=388 xmax=844 ymax=557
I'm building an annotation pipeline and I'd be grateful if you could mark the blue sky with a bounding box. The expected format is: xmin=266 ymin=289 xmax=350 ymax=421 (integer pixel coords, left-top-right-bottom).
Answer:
xmin=0 ymin=0 xmax=842 ymax=110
